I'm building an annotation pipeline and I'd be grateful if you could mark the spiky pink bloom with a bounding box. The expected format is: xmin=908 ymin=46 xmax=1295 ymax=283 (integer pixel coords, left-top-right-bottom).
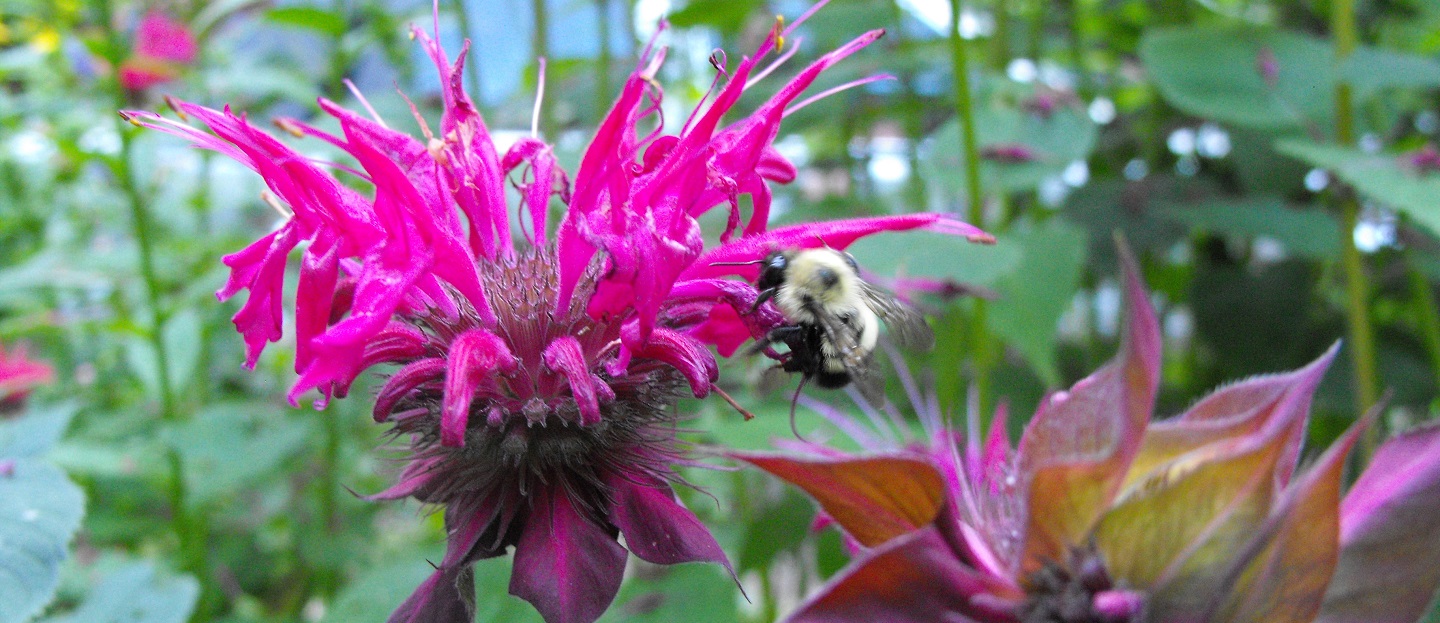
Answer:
xmin=0 ymin=341 xmax=52 ymax=410
xmin=740 ymin=247 xmax=1440 ymax=623
xmin=123 ymin=4 xmax=990 ymax=622
xmin=118 ymin=11 xmax=198 ymax=91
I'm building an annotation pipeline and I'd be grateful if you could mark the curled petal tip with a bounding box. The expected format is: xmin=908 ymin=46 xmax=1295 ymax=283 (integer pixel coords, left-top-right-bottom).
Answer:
xmin=968 ymin=232 xmax=997 ymax=245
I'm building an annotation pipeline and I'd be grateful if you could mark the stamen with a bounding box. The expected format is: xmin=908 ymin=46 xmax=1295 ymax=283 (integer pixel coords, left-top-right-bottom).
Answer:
xmin=773 ymin=15 xmax=786 ymax=51
xmin=531 ymin=58 xmax=547 ymax=138
xmin=273 ymin=118 xmax=305 ymax=138
xmin=784 ymin=74 xmax=896 ymax=117
xmin=745 ymin=37 xmax=802 ymax=89
xmin=711 ymin=385 xmax=755 ymax=421
xmin=344 ymin=79 xmax=388 ymax=128
xmin=163 ymin=95 xmax=189 ymax=121
xmin=261 ymin=191 xmax=293 ymax=219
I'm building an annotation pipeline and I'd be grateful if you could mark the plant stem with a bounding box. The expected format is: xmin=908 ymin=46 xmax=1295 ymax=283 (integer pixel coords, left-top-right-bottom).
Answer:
xmin=1332 ymin=0 xmax=1380 ymax=452
xmin=596 ymin=0 xmax=613 ymax=120
xmin=950 ymin=0 xmax=997 ymax=416
xmin=114 ymin=125 xmax=177 ymax=422
xmin=949 ymin=0 xmax=984 ymax=226
xmin=1408 ymin=261 xmax=1440 ymax=381
xmin=531 ymin=0 xmax=552 ymax=137
xmin=992 ymin=0 xmax=1010 ymax=70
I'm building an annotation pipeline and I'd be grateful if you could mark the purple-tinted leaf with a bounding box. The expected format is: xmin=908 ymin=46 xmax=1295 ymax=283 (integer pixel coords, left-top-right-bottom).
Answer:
xmin=1208 ymin=412 xmax=1368 ymax=623
xmin=387 ymin=566 xmax=474 ymax=623
xmin=736 ymin=453 xmax=945 ymax=548
xmin=1316 ymin=422 xmax=1440 ymax=623
xmin=786 ymin=527 xmax=1011 ymax=623
xmin=1127 ymin=344 xmax=1337 ymax=489
xmin=510 ymin=490 xmax=626 ymax=623
xmin=1015 ymin=242 xmax=1160 ymax=571
xmin=607 ymin=474 xmax=732 ymax=574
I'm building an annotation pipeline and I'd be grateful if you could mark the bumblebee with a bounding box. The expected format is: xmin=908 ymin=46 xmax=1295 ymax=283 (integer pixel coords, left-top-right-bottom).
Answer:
xmin=747 ymin=247 xmax=933 ymax=403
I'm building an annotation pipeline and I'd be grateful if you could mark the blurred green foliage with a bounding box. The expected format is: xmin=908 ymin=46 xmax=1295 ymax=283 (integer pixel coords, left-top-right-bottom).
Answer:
xmin=2 ymin=0 xmax=1440 ymax=621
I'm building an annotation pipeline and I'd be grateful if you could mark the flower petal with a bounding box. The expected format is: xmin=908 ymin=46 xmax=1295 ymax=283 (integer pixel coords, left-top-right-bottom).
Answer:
xmin=786 ymin=526 xmax=1006 ymax=623
xmin=685 ymin=214 xmax=993 ymax=282
xmin=443 ymin=329 xmax=517 ymax=446
xmin=736 ymin=453 xmax=945 ymax=548
xmin=509 ymin=490 xmax=627 ymax=623
xmin=542 ymin=336 xmax=604 ymax=426
xmin=607 ymin=474 xmax=732 ymax=574
xmin=1316 ymin=422 xmax=1440 ymax=623
xmin=1015 ymin=242 xmax=1161 ymax=571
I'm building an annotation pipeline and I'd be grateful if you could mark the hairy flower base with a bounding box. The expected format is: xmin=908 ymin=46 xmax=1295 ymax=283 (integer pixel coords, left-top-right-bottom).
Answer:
xmin=378 ymin=248 xmax=689 ymax=535
xmin=365 ymin=249 xmax=726 ymax=623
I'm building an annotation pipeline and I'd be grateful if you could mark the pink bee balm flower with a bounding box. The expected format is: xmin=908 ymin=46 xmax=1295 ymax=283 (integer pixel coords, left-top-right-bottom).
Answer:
xmin=0 ymin=341 xmax=52 ymax=410
xmin=739 ymin=245 xmax=1440 ymax=623
xmin=118 ymin=11 xmax=198 ymax=91
xmin=122 ymin=2 xmax=991 ymax=622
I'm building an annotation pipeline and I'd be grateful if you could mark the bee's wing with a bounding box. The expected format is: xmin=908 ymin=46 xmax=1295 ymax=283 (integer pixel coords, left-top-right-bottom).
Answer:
xmin=861 ymin=282 xmax=935 ymax=351
xmin=847 ymin=354 xmax=887 ymax=405
xmin=806 ymin=303 xmax=869 ymax=368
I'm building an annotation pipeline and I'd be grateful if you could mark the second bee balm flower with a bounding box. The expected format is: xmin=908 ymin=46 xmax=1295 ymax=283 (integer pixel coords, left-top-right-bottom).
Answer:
xmin=122 ymin=3 xmax=990 ymax=623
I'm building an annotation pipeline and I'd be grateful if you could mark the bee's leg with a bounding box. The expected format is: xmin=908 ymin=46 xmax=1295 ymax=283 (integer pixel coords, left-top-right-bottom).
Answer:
xmin=748 ymin=287 xmax=777 ymax=314
xmin=748 ymin=325 xmax=803 ymax=356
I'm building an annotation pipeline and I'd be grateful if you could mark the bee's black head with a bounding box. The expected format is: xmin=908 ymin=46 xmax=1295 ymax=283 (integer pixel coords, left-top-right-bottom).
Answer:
xmin=755 ymin=250 xmax=791 ymax=292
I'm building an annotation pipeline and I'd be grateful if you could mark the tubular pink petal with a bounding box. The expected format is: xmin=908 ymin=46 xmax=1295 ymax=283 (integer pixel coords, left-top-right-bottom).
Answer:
xmin=784 ymin=73 xmax=896 ymax=117
xmin=442 ymin=329 xmax=517 ymax=447
xmin=502 ymin=138 xmax=556 ymax=246
xmin=373 ymin=358 xmax=446 ymax=422
xmin=687 ymin=214 xmax=992 ymax=282
xmin=542 ymin=336 xmax=603 ymax=426
xmin=622 ymin=324 xmax=718 ymax=398
xmin=294 ymin=232 xmax=341 ymax=372
xmin=230 ymin=225 xmax=302 ymax=369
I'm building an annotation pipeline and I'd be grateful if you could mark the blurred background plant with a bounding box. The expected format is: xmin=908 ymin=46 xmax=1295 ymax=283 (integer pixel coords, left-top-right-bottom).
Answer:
xmin=2 ymin=0 xmax=1439 ymax=621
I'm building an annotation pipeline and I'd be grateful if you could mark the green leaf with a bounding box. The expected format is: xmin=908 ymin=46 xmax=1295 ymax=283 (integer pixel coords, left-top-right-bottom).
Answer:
xmin=1158 ymin=197 xmax=1340 ymax=260
xmin=1140 ymin=26 xmax=1333 ymax=131
xmin=0 ymin=403 xmax=76 ymax=459
xmin=162 ymin=402 xmax=314 ymax=507
xmin=923 ymin=86 xmax=1098 ymax=196
xmin=667 ymin=0 xmax=764 ymax=35
xmin=37 ymin=562 xmax=197 ymax=623
xmin=0 ymin=461 xmax=85 ymax=623
xmin=1275 ymin=139 xmax=1440 ymax=237
xmin=1341 ymin=46 xmax=1440 ymax=94
xmin=263 ymin=7 xmax=347 ymax=37
xmin=737 ymin=490 xmax=813 ymax=573
xmin=321 ymin=558 xmax=450 ymax=623
xmin=474 ymin=556 xmax=546 ymax=623
xmin=988 ymin=223 xmax=1089 ymax=385
xmin=162 ymin=309 xmax=202 ymax=396
xmin=847 ymin=230 xmax=1023 ymax=288
xmin=601 ymin=564 xmax=739 ymax=623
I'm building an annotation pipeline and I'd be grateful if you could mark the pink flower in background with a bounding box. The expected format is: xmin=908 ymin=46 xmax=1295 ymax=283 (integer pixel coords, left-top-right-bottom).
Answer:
xmin=118 ymin=11 xmax=198 ymax=91
xmin=740 ymin=246 xmax=1440 ymax=623
xmin=123 ymin=1 xmax=991 ymax=621
xmin=0 ymin=341 xmax=52 ymax=409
